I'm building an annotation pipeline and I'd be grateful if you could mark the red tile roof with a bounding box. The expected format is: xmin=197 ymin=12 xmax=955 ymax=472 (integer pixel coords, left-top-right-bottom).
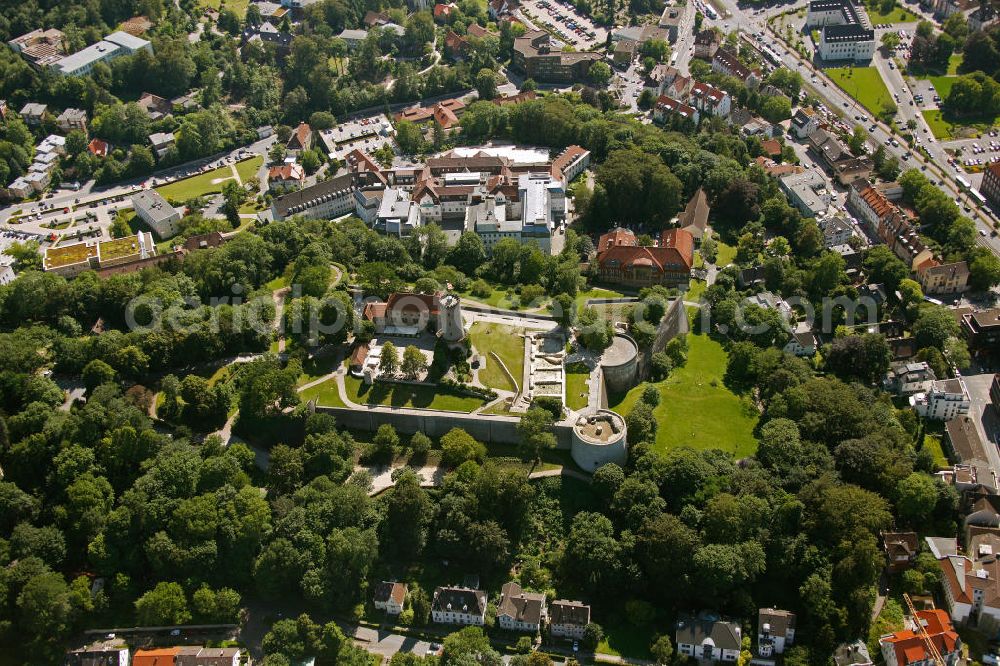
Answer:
xmin=881 ymin=610 xmax=959 ymax=666
xmin=596 ymin=227 xmax=694 ymax=273
xmin=287 ymin=122 xmax=312 ymax=150
xmin=87 ymin=138 xmax=110 ymax=157
xmin=133 ymin=648 xmax=180 ymax=666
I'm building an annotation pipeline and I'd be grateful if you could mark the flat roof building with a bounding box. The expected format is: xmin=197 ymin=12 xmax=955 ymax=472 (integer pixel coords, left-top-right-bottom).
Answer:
xmin=131 ymin=190 xmax=181 ymax=238
xmin=51 ymin=31 xmax=152 ymax=77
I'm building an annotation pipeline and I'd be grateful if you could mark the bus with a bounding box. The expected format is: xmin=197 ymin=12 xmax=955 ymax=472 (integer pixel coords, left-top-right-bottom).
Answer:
xmin=956 ymin=175 xmax=972 ymax=192
xmin=970 ymin=189 xmax=987 ymax=206
xmin=670 ymin=52 xmax=678 ymax=66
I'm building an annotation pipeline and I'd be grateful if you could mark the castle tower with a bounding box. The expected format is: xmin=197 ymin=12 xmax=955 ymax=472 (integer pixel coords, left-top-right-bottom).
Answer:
xmin=439 ymin=293 xmax=465 ymax=343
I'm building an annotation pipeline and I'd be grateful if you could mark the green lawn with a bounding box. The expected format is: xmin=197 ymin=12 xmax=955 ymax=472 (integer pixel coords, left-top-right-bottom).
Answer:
xmin=928 ymin=75 xmax=958 ymax=101
xmin=922 ymin=109 xmax=957 ymax=139
xmin=575 ymin=287 xmax=626 ymax=309
xmin=684 ymin=279 xmax=707 ymax=302
xmin=338 ymin=375 xmax=486 ymax=412
xmin=609 ymin=331 xmax=759 ymax=458
xmin=565 ymin=362 xmax=590 ymax=411
xmin=296 ymin=354 xmax=341 ymax=387
xmin=155 ymin=164 xmax=238 ymax=201
xmin=469 ymin=322 xmax=525 ymax=392
xmin=715 ymin=241 xmax=737 ymax=267
xmin=299 ymin=376 xmax=348 ymax=407
xmin=235 ymin=155 xmax=264 ymax=183
xmin=597 ymin=620 xmax=653 ymax=660
xmin=460 ymin=286 xmax=521 ymax=309
xmin=863 ymin=1 xmax=916 ymax=23
xmin=826 ymin=66 xmax=894 ymax=116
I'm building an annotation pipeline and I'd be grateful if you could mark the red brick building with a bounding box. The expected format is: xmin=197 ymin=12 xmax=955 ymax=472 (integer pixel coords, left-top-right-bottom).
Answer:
xmin=594 ymin=227 xmax=693 ymax=288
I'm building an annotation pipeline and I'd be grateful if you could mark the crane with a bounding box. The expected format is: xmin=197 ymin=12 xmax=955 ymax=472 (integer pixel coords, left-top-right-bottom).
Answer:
xmin=902 ymin=593 xmax=947 ymax=666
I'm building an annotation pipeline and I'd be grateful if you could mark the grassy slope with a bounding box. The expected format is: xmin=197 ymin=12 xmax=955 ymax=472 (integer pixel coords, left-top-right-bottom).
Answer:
xmin=609 ymin=331 xmax=758 ymax=458
xmin=565 ymin=362 xmax=590 ymax=411
xmin=469 ymin=323 xmax=525 ymax=393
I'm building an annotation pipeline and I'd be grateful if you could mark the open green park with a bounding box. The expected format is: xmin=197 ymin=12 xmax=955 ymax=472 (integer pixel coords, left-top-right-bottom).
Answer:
xmin=155 ymin=156 xmax=263 ymax=202
xmin=609 ymin=320 xmax=759 ymax=458
xmin=469 ymin=322 xmax=525 ymax=393
xmin=826 ymin=66 xmax=894 ymax=116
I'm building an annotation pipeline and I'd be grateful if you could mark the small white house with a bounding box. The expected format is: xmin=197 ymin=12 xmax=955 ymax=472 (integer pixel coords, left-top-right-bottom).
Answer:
xmin=431 ymin=586 xmax=487 ymax=626
xmin=497 ymin=582 xmax=547 ymax=633
xmin=757 ymin=608 xmax=795 ymax=657
xmin=676 ymin=615 xmax=742 ymax=663
xmin=549 ymin=599 xmax=590 ymax=640
xmin=373 ymin=581 xmax=407 ymax=615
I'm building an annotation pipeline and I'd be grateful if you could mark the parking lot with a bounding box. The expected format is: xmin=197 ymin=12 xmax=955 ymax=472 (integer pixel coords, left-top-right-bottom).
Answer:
xmin=519 ymin=0 xmax=606 ymax=50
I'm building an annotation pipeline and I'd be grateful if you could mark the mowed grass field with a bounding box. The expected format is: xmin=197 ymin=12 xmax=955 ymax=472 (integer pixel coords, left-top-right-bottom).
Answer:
xmin=155 ymin=156 xmax=262 ymax=201
xmin=609 ymin=329 xmax=759 ymax=458
xmin=469 ymin=322 xmax=525 ymax=392
xmin=826 ymin=66 xmax=894 ymax=116
xmin=565 ymin=362 xmax=590 ymax=411
xmin=301 ymin=375 xmax=486 ymax=412
xmin=863 ymin=0 xmax=916 ymax=23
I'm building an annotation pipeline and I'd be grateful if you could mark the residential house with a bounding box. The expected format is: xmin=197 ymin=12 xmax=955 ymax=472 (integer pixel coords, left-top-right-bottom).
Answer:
xmin=910 ymin=378 xmax=971 ymax=420
xmin=881 ymin=532 xmax=919 ymax=573
xmin=19 ymin=102 xmax=47 ymax=125
xmin=712 ymin=48 xmax=761 ymax=87
xmin=511 ymin=30 xmax=603 ymax=83
xmin=878 ymin=609 xmax=961 ymax=666
xmin=783 ymin=329 xmax=817 ymax=357
xmin=848 ymin=179 xmax=933 ymax=270
xmin=884 ymin=361 xmax=936 ymax=396
xmin=131 ymin=190 xmax=181 ymax=238
xmin=489 ymin=0 xmax=519 ymax=20
xmin=88 ymin=138 xmax=110 ymax=157
xmin=56 ymin=107 xmax=87 ymax=133
xmin=287 ymin=122 xmax=314 ymax=154
xmin=675 ymin=615 xmax=742 ymax=662
xmin=757 ymin=608 xmax=795 ymax=657
xmin=138 ymin=92 xmax=172 ymax=120
xmin=66 ymin=637 xmax=130 ymax=666
xmin=497 ymin=582 xmax=547 ymax=633
xmin=917 ymin=260 xmax=970 ymax=295
xmin=549 ymin=599 xmax=590 ymax=639
xmin=677 ymin=188 xmax=710 ymax=240
xmin=444 ymin=30 xmax=470 ymax=59
xmin=688 ymin=81 xmax=731 ymax=118
xmin=613 ymin=39 xmax=638 ymax=67
xmin=431 ymin=586 xmax=488 ymax=626
xmin=434 ymin=2 xmax=459 ymax=19
xmin=791 ymin=107 xmax=820 ymax=139
xmin=373 ymin=581 xmax=407 ymax=615
xmin=819 ymin=212 xmax=855 ymax=248
xmin=268 ymin=163 xmax=305 ymax=192
xmin=937 ymin=528 xmax=1000 ymax=635
xmin=809 ymin=129 xmax=873 ymax=184
xmin=961 ymin=308 xmax=1000 ymax=361
xmin=595 ymin=227 xmax=694 ymax=288
xmin=244 ymin=21 xmax=294 ymax=52
xmin=654 ymin=95 xmax=700 ymax=125
xmin=148 ymin=131 xmax=175 ymax=158
xmin=693 ymin=29 xmax=721 ymax=59
xmin=746 ymin=291 xmax=793 ymax=320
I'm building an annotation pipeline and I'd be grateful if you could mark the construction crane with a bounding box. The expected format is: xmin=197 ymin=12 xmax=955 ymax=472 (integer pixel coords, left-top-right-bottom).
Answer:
xmin=903 ymin=593 xmax=947 ymax=666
